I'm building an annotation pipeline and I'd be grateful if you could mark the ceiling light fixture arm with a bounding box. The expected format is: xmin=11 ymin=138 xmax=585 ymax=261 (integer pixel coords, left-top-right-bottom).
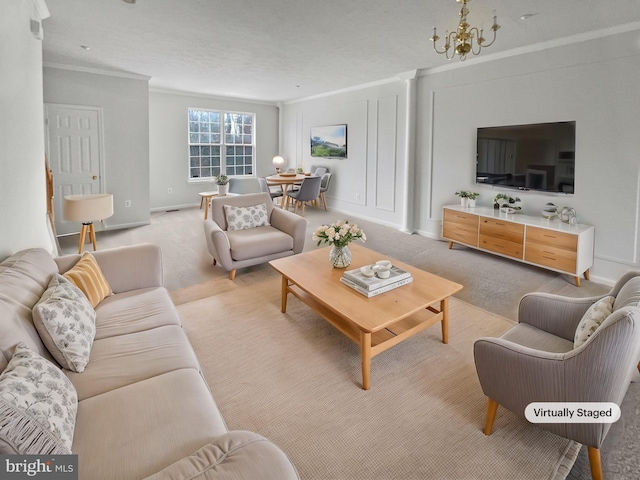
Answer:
xmin=430 ymin=0 xmax=499 ymax=61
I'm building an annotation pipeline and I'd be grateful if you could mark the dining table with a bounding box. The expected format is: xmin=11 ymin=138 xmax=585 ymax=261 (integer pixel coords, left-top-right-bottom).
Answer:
xmin=266 ymin=173 xmax=309 ymax=208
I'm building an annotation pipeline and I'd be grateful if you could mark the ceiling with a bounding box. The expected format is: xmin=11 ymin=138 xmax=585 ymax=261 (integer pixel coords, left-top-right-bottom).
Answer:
xmin=41 ymin=0 xmax=640 ymax=103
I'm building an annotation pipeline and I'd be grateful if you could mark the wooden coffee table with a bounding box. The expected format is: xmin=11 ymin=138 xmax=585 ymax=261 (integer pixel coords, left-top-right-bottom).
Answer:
xmin=269 ymin=244 xmax=463 ymax=389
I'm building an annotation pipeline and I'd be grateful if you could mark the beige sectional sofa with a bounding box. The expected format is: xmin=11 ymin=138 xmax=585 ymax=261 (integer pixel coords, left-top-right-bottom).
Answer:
xmin=0 ymin=244 xmax=298 ymax=479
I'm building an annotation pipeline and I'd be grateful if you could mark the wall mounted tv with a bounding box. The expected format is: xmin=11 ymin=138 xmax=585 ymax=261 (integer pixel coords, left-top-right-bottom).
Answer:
xmin=476 ymin=121 xmax=576 ymax=194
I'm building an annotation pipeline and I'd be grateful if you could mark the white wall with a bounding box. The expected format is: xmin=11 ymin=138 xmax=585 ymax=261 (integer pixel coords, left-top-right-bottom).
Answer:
xmin=0 ymin=0 xmax=53 ymax=258
xmin=415 ymin=30 xmax=640 ymax=284
xmin=43 ymin=67 xmax=151 ymax=231
xmin=282 ymin=80 xmax=409 ymax=228
xmin=148 ymin=91 xmax=279 ymax=210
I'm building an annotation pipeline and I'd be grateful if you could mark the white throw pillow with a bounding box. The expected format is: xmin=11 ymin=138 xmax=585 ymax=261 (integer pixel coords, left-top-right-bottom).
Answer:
xmin=574 ymin=296 xmax=615 ymax=348
xmin=33 ymin=274 xmax=96 ymax=373
xmin=224 ymin=203 xmax=270 ymax=231
xmin=0 ymin=343 xmax=78 ymax=454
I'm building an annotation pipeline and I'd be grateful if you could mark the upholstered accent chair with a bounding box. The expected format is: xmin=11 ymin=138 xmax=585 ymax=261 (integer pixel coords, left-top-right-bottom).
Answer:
xmin=474 ymin=272 xmax=640 ymax=480
xmin=204 ymin=193 xmax=306 ymax=280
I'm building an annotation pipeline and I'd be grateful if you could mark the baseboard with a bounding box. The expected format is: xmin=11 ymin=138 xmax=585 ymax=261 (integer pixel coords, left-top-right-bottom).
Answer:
xmin=150 ymin=203 xmax=199 ymax=213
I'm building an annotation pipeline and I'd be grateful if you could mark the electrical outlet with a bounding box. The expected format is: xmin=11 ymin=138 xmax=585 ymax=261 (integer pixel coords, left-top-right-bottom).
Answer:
xmin=124 ymin=200 xmax=131 ymax=208
xmin=168 ymin=187 xmax=173 ymax=194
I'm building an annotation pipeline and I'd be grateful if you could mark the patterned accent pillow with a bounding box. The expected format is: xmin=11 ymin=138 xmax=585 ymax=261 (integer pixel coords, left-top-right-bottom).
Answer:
xmin=574 ymin=296 xmax=615 ymax=348
xmin=63 ymin=252 xmax=112 ymax=308
xmin=224 ymin=203 xmax=270 ymax=231
xmin=33 ymin=274 xmax=96 ymax=373
xmin=0 ymin=343 xmax=78 ymax=454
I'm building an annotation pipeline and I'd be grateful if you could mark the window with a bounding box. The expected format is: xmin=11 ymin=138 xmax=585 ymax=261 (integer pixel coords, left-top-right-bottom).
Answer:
xmin=188 ymin=109 xmax=255 ymax=180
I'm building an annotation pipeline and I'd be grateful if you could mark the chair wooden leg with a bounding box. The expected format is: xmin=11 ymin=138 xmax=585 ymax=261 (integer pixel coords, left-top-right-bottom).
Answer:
xmin=229 ymin=269 xmax=236 ymax=280
xmin=321 ymin=192 xmax=327 ymax=210
xmin=301 ymin=202 xmax=305 ymax=217
xmin=484 ymin=398 xmax=499 ymax=435
xmin=588 ymin=447 xmax=603 ymax=480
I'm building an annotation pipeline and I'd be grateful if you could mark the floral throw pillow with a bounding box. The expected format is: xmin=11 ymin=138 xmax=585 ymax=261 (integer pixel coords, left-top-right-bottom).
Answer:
xmin=574 ymin=296 xmax=615 ymax=348
xmin=224 ymin=203 xmax=270 ymax=231
xmin=0 ymin=343 xmax=78 ymax=454
xmin=33 ymin=274 xmax=96 ymax=373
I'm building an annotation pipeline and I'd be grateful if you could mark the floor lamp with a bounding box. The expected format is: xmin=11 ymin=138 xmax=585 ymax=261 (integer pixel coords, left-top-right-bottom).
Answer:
xmin=63 ymin=194 xmax=114 ymax=254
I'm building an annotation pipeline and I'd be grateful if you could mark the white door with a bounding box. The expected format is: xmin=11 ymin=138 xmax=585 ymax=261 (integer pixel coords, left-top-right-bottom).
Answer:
xmin=45 ymin=104 xmax=104 ymax=236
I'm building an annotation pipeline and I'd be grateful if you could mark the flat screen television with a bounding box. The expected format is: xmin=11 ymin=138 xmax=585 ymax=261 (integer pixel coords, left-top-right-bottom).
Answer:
xmin=476 ymin=121 xmax=576 ymax=194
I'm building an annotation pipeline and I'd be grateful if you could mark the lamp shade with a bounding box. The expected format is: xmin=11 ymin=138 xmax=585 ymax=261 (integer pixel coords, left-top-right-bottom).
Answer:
xmin=64 ymin=194 xmax=114 ymax=222
xmin=272 ymin=155 xmax=286 ymax=169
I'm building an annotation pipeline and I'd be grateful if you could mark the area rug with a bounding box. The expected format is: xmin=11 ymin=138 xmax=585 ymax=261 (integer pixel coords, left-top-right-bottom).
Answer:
xmin=173 ymin=273 xmax=580 ymax=480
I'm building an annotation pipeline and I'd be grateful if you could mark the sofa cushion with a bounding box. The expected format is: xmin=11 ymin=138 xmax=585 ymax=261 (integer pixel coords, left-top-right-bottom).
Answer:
xmin=94 ymin=287 xmax=181 ymax=340
xmin=145 ymin=431 xmax=299 ymax=480
xmin=0 ymin=343 xmax=77 ymax=454
xmin=224 ymin=203 xmax=270 ymax=231
xmin=33 ymin=275 xmax=96 ymax=373
xmin=72 ymin=369 xmax=228 ymax=480
xmin=63 ymin=252 xmax=112 ymax=308
xmin=227 ymin=226 xmax=294 ymax=261
xmin=574 ymin=296 xmax=615 ymax=348
xmin=613 ymin=276 xmax=640 ymax=310
xmin=66 ymin=325 xmax=201 ymax=400
xmin=0 ymin=248 xmax=59 ymax=366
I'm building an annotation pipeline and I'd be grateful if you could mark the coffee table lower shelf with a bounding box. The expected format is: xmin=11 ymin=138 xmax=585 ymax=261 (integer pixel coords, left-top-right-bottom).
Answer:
xmin=286 ymin=283 xmax=448 ymax=389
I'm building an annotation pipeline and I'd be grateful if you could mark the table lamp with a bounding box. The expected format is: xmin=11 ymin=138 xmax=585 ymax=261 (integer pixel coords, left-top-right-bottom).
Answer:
xmin=63 ymin=194 xmax=114 ymax=254
xmin=272 ymin=155 xmax=286 ymax=174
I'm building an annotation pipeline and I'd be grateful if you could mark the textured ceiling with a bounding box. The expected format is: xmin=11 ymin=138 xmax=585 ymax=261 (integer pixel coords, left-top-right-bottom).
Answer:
xmin=41 ymin=0 xmax=640 ymax=103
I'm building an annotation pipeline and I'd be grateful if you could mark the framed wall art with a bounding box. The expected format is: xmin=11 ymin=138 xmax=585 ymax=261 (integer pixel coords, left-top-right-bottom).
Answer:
xmin=310 ymin=124 xmax=347 ymax=158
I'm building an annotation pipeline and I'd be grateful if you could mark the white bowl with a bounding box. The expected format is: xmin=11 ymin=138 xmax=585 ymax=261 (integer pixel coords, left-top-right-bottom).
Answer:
xmin=360 ymin=266 xmax=375 ymax=277
xmin=376 ymin=269 xmax=390 ymax=279
xmin=375 ymin=260 xmax=392 ymax=269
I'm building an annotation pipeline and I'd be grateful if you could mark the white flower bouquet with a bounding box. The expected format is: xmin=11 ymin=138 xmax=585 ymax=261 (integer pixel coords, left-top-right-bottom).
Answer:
xmin=312 ymin=220 xmax=366 ymax=249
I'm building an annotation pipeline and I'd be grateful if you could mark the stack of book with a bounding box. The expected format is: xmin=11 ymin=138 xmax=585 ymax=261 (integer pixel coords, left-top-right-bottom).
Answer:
xmin=340 ymin=265 xmax=413 ymax=298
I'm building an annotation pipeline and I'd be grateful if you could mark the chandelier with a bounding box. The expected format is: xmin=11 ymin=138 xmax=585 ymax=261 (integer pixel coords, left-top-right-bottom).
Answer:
xmin=430 ymin=0 xmax=500 ymax=61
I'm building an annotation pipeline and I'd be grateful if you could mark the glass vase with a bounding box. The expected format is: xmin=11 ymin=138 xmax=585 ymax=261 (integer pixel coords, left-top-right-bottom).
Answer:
xmin=329 ymin=244 xmax=352 ymax=268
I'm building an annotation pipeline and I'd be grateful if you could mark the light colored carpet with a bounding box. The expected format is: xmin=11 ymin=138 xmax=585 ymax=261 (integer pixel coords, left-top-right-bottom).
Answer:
xmin=173 ymin=272 xmax=579 ymax=480
xmin=59 ymin=204 xmax=638 ymax=479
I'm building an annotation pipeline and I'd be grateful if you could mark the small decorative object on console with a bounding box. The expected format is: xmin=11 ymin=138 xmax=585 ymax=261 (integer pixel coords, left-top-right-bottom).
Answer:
xmin=558 ymin=206 xmax=578 ymax=225
xmin=542 ymin=203 xmax=558 ymax=219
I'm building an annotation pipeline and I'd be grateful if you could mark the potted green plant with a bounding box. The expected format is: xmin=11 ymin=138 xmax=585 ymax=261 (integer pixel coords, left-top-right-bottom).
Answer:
xmin=467 ymin=192 xmax=480 ymax=207
xmin=215 ymin=174 xmax=229 ymax=196
xmin=455 ymin=191 xmax=471 ymax=207
xmin=493 ymin=193 xmax=509 ymax=209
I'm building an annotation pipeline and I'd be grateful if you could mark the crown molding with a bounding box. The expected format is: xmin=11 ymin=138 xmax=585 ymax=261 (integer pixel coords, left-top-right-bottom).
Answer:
xmin=43 ymin=62 xmax=151 ymax=81
xmin=421 ymin=21 xmax=640 ymax=76
xmin=148 ymin=87 xmax=279 ymax=106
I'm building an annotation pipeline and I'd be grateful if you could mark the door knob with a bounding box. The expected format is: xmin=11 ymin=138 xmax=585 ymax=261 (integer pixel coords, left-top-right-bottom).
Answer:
xmin=92 ymin=176 xmax=98 ymax=180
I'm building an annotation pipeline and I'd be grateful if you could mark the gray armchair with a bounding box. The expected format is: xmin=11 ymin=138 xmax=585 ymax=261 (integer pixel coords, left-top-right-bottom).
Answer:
xmin=474 ymin=271 xmax=640 ymax=480
xmin=204 ymin=193 xmax=306 ymax=280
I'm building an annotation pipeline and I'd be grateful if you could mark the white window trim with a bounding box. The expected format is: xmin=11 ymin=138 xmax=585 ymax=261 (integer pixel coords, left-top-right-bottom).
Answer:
xmin=187 ymin=108 xmax=256 ymax=183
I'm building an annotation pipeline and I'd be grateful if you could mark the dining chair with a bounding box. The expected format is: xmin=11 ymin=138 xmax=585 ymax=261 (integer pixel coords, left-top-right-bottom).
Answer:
xmin=285 ymin=175 xmax=322 ymax=216
xmin=258 ymin=177 xmax=283 ymax=204
xmin=317 ymin=172 xmax=332 ymax=210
